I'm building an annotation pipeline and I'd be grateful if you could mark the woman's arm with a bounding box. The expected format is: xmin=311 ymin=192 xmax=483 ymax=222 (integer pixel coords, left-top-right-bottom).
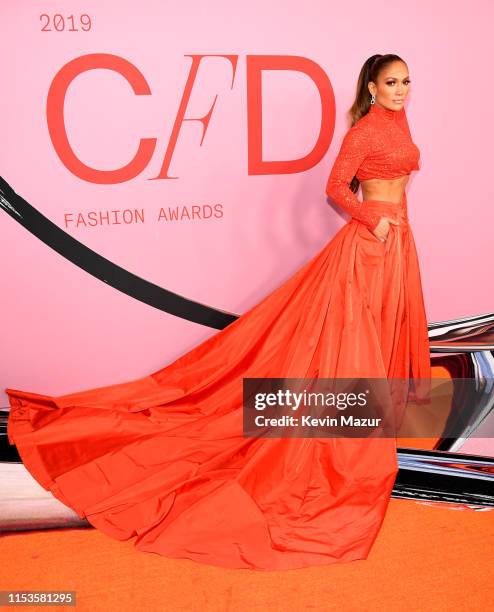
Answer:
xmin=325 ymin=123 xmax=381 ymax=231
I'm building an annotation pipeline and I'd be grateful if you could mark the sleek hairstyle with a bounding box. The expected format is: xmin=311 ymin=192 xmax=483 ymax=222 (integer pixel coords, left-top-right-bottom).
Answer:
xmin=348 ymin=53 xmax=406 ymax=193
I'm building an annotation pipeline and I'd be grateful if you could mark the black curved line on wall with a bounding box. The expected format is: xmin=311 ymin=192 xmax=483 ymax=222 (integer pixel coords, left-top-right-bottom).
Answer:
xmin=0 ymin=176 xmax=238 ymax=329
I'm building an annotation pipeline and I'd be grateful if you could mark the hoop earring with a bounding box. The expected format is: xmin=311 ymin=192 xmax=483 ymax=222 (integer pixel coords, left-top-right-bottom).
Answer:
xmin=370 ymin=94 xmax=376 ymax=105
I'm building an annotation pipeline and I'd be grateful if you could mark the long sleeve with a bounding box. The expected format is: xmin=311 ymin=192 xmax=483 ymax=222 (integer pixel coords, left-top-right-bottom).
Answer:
xmin=325 ymin=124 xmax=381 ymax=231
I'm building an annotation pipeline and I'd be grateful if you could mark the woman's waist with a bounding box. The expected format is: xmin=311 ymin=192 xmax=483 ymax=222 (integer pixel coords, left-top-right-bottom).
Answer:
xmin=361 ymin=196 xmax=409 ymax=224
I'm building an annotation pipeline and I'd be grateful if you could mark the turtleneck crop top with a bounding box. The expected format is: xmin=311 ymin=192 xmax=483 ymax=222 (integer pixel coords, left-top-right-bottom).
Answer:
xmin=325 ymin=103 xmax=420 ymax=231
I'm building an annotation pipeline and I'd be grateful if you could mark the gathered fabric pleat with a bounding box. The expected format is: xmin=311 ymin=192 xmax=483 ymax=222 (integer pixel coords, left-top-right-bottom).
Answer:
xmin=6 ymin=193 xmax=431 ymax=570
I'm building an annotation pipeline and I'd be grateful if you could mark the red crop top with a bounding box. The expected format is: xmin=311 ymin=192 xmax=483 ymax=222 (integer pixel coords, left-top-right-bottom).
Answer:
xmin=325 ymin=103 xmax=420 ymax=231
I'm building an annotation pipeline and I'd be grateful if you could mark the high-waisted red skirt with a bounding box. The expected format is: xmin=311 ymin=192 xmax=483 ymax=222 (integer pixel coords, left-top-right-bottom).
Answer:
xmin=6 ymin=194 xmax=432 ymax=570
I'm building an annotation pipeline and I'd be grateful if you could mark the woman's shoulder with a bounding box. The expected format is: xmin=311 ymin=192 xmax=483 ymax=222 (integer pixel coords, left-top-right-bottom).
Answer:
xmin=345 ymin=112 xmax=374 ymax=133
xmin=353 ymin=111 xmax=375 ymax=129
xmin=341 ymin=114 xmax=374 ymax=142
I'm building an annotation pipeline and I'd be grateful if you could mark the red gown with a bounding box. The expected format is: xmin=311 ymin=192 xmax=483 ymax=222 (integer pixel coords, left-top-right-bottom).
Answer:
xmin=6 ymin=102 xmax=432 ymax=571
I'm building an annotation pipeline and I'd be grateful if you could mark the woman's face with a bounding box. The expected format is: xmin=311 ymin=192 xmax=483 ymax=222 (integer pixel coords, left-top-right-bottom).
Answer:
xmin=368 ymin=61 xmax=410 ymax=110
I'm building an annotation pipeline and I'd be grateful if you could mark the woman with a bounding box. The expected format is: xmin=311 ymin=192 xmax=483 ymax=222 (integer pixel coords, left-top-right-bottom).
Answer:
xmin=5 ymin=53 xmax=431 ymax=570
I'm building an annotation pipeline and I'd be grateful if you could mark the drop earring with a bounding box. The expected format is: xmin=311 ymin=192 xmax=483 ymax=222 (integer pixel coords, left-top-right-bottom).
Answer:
xmin=370 ymin=94 xmax=376 ymax=105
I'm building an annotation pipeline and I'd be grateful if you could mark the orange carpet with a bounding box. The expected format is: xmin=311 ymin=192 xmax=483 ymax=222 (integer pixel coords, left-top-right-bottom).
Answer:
xmin=2 ymin=496 xmax=493 ymax=611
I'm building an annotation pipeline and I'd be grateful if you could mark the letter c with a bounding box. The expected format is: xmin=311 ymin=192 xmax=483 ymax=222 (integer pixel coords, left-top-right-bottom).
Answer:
xmin=46 ymin=53 xmax=156 ymax=184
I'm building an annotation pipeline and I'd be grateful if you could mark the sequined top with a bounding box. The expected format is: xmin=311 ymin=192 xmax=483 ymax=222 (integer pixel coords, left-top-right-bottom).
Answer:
xmin=325 ymin=103 xmax=420 ymax=231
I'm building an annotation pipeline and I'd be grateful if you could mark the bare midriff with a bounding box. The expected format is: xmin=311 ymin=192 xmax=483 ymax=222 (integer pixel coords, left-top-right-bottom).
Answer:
xmin=360 ymin=175 xmax=410 ymax=204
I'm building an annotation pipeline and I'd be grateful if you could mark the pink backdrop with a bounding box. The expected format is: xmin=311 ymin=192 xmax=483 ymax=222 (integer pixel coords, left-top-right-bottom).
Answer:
xmin=1 ymin=0 xmax=492 ymax=419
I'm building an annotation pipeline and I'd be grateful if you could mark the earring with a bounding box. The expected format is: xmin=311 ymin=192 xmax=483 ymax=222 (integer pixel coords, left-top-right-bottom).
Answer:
xmin=370 ymin=94 xmax=376 ymax=105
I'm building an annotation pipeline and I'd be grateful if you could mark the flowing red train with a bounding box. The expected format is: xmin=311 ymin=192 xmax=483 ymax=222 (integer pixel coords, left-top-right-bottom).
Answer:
xmin=6 ymin=190 xmax=431 ymax=570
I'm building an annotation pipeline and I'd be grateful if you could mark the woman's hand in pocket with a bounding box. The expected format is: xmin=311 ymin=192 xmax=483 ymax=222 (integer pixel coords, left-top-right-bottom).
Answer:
xmin=371 ymin=217 xmax=400 ymax=242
